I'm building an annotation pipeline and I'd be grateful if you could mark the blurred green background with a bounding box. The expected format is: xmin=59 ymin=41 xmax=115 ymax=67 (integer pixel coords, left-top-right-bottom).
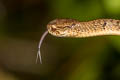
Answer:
xmin=0 ymin=0 xmax=120 ymax=80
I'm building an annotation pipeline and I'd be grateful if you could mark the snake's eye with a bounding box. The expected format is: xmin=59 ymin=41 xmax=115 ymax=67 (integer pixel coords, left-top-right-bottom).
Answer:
xmin=71 ymin=23 xmax=76 ymax=27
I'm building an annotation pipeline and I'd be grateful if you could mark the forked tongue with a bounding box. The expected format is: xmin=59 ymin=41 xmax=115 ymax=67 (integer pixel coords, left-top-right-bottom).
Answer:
xmin=36 ymin=31 xmax=48 ymax=64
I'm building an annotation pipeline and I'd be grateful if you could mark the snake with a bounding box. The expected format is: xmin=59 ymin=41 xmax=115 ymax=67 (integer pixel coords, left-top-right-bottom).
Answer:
xmin=36 ymin=18 xmax=120 ymax=63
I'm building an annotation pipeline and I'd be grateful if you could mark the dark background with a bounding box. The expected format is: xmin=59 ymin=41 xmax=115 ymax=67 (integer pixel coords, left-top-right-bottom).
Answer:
xmin=0 ymin=0 xmax=120 ymax=80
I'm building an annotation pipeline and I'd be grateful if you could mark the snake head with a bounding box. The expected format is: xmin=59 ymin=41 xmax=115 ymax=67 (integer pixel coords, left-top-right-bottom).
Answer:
xmin=47 ymin=19 xmax=79 ymax=37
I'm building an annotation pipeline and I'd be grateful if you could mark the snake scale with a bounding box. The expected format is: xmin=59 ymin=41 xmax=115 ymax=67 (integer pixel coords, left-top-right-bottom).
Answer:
xmin=36 ymin=19 xmax=120 ymax=63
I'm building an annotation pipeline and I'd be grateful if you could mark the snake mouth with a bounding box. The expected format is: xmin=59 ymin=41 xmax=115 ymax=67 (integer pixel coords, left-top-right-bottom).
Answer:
xmin=47 ymin=27 xmax=66 ymax=37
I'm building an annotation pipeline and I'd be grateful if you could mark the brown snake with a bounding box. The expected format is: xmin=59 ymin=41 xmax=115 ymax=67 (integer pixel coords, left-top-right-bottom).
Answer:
xmin=36 ymin=19 xmax=120 ymax=63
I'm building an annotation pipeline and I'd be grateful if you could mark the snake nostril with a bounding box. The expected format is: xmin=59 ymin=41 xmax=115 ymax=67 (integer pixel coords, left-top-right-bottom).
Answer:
xmin=51 ymin=27 xmax=57 ymax=32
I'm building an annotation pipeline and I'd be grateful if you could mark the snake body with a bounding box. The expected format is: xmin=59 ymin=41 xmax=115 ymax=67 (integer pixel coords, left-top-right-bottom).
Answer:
xmin=47 ymin=19 xmax=120 ymax=38
xmin=37 ymin=19 xmax=120 ymax=63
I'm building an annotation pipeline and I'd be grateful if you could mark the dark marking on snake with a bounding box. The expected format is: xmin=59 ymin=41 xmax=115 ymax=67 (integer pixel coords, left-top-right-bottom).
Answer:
xmin=102 ymin=22 xmax=107 ymax=29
